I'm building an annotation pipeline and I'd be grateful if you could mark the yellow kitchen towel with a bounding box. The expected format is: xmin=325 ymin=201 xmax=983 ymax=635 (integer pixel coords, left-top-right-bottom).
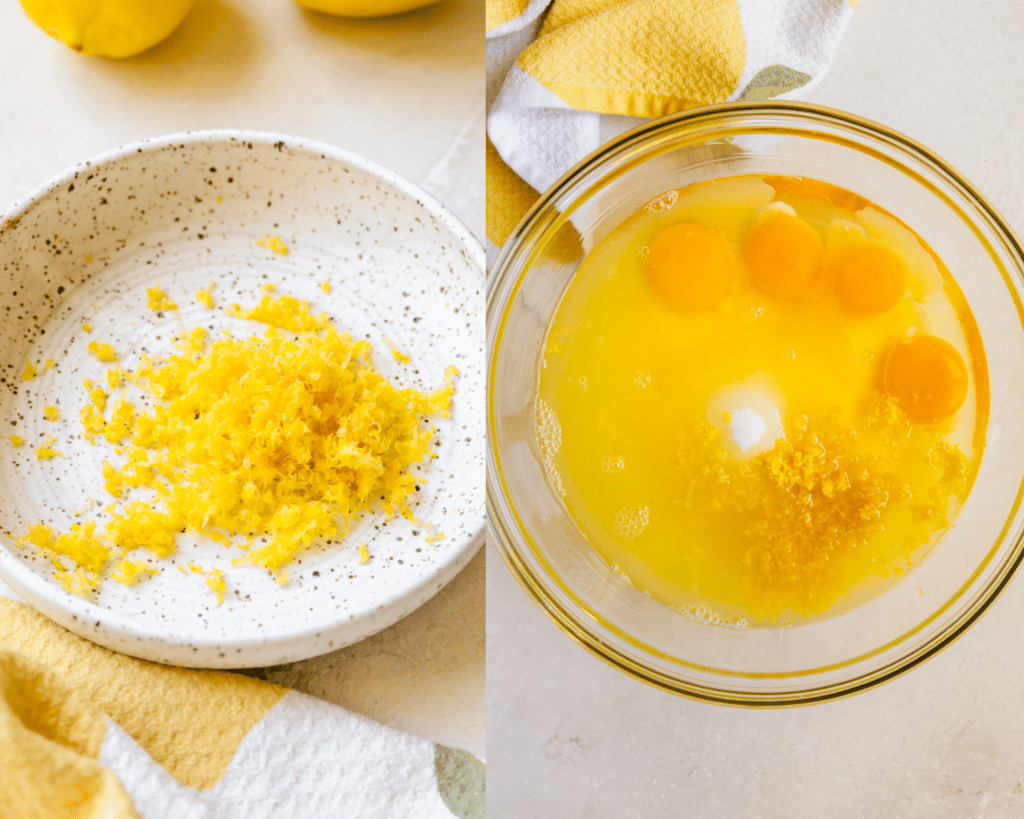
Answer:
xmin=486 ymin=0 xmax=856 ymax=254
xmin=0 ymin=597 xmax=485 ymax=819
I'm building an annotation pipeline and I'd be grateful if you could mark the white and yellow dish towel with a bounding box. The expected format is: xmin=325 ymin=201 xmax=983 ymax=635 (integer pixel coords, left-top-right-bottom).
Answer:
xmin=486 ymin=0 xmax=857 ymax=259
xmin=0 ymin=597 xmax=484 ymax=819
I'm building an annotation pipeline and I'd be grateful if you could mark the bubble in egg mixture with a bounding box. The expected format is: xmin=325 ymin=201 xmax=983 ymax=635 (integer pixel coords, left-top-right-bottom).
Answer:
xmin=614 ymin=506 xmax=649 ymax=539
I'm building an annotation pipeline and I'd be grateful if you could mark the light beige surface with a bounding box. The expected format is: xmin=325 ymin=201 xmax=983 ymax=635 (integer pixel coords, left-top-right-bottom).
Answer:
xmin=0 ymin=0 xmax=484 ymax=760
xmin=488 ymin=0 xmax=1024 ymax=813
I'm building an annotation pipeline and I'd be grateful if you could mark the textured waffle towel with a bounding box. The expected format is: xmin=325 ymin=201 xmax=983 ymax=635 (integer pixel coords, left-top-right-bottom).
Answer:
xmin=486 ymin=0 xmax=856 ymax=254
xmin=0 ymin=598 xmax=485 ymax=819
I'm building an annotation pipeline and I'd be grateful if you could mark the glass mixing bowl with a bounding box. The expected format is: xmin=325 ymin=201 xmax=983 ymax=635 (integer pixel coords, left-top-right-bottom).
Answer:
xmin=487 ymin=102 xmax=1024 ymax=705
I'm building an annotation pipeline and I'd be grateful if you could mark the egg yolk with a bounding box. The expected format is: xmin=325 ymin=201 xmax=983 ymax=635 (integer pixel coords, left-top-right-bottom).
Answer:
xmin=742 ymin=212 xmax=824 ymax=299
xmin=882 ymin=334 xmax=969 ymax=423
xmin=832 ymin=242 xmax=907 ymax=315
xmin=644 ymin=223 xmax=737 ymax=311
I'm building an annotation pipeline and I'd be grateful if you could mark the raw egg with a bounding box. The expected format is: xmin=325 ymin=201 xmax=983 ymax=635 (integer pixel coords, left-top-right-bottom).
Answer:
xmin=644 ymin=223 xmax=737 ymax=311
xmin=883 ymin=334 xmax=969 ymax=423
xmin=742 ymin=212 xmax=823 ymax=299
xmin=832 ymin=242 xmax=907 ymax=315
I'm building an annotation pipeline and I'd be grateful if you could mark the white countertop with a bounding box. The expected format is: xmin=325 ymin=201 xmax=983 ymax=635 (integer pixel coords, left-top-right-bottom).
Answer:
xmin=488 ymin=0 xmax=1024 ymax=814
xmin=0 ymin=0 xmax=485 ymax=760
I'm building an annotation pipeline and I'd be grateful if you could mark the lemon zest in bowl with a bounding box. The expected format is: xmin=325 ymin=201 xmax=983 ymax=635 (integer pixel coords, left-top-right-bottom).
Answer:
xmin=54 ymin=567 xmax=101 ymax=596
xmin=256 ymin=234 xmax=289 ymax=256
xmin=17 ymin=522 xmax=108 ymax=576
xmin=102 ymin=399 xmax=134 ymax=444
xmin=110 ymin=558 xmax=159 ymax=587
xmin=36 ymin=437 xmax=63 ymax=460
xmin=227 ymin=293 xmax=329 ymax=332
xmin=147 ymin=287 xmax=178 ymax=312
xmin=196 ymin=283 xmax=215 ymax=309
xmin=17 ymin=291 xmax=456 ymax=594
xmin=383 ymin=338 xmax=411 ymax=364
xmin=87 ymin=342 xmax=117 ymax=363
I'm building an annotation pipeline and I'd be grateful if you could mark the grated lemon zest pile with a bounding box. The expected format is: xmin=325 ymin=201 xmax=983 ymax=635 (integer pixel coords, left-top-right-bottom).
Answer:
xmin=44 ymin=405 xmax=60 ymax=422
xmin=147 ymin=287 xmax=178 ymax=311
xmin=256 ymin=234 xmax=288 ymax=256
xmin=110 ymin=558 xmax=159 ymax=587
xmin=9 ymin=435 xmax=23 ymax=447
xmin=17 ymin=291 xmax=455 ymax=595
xmin=103 ymin=399 xmax=134 ymax=444
xmin=21 ymin=359 xmax=37 ymax=381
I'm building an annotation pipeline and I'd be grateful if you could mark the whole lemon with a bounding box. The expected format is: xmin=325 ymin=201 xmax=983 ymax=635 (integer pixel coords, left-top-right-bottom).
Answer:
xmin=294 ymin=0 xmax=440 ymax=17
xmin=20 ymin=0 xmax=196 ymax=58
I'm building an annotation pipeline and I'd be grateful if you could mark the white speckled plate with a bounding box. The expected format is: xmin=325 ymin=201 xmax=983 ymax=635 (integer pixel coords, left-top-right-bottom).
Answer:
xmin=0 ymin=131 xmax=484 ymax=668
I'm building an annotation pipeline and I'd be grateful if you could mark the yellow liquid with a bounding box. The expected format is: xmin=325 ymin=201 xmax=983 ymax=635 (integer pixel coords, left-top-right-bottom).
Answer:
xmin=537 ymin=176 xmax=989 ymax=622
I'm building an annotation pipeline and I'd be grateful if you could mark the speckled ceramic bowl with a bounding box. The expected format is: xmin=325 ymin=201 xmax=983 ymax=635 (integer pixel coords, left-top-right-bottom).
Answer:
xmin=0 ymin=131 xmax=484 ymax=668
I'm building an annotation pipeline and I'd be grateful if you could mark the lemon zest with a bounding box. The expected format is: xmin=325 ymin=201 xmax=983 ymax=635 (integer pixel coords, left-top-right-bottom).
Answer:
xmin=87 ymin=342 xmax=117 ymax=363
xmin=256 ymin=234 xmax=288 ymax=256
xmin=196 ymin=283 xmax=215 ymax=309
xmin=147 ymin=287 xmax=178 ymax=312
